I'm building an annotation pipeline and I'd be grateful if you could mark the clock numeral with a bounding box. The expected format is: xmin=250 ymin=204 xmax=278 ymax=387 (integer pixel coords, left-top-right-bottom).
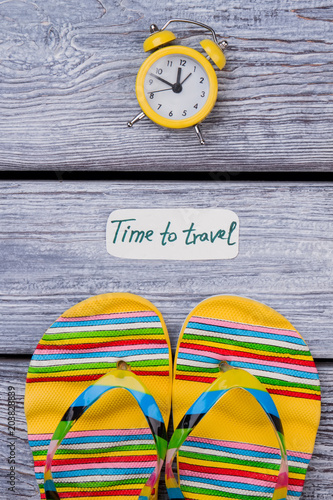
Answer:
xmin=193 ymin=65 xmax=196 ymax=72
xmin=157 ymin=104 xmax=162 ymax=110
xmin=199 ymin=77 xmax=205 ymax=84
xmin=156 ymin=68 xmax=163 ymax=75
xmin=179 ymin=59 xmax=186 ymax=67
xmin=149 ymin=92 xmax=154 ymax=99
xmin=169 ymin=111 xmax=173 ymax=117
xmin=149 ymin=79 xmax=153 ymax=85
xmin=201 ymin=91 xmax=205 ymax=97
xmin=182 ymin=110 xmax=187 ymax=116
xmin=167 ymin=60 xmax=173 ymax=67
xmin=194 ymin=103 xmax=199 ymax=109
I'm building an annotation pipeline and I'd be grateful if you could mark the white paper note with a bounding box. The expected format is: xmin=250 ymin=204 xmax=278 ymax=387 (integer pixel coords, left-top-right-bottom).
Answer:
xmin=106 ymin=208 xmax=239 ymax=261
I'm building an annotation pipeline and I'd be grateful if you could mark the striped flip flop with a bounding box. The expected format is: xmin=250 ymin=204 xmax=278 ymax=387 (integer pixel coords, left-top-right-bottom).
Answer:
xmin=24 ymin=293 xmax=172 ymax=500
xmin=168 ymin=295 xmax=321 ymax=500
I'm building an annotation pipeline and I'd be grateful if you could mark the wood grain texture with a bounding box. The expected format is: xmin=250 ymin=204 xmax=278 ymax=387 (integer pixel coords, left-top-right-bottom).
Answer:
xmin=0 ymin=0 xmax=332 ymax=171
xmin=0 ymin=180 xmax=332 ymax=357
xmin=0 ymin=358 xmax=331 ymax=499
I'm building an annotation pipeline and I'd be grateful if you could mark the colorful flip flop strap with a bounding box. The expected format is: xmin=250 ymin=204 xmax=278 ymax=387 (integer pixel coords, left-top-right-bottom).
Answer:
xmin=165 ymin=361 xmax=288 ymax=500
xmin=44 ymin=364 xmax=168 ymax=500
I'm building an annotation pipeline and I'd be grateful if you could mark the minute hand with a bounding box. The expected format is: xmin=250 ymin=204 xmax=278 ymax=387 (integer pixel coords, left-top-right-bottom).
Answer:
xmin=150 ymin=73 xmax=174 ymax=87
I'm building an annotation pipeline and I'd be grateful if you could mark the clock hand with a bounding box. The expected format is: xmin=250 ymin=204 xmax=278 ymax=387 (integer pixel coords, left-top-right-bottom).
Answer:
xmin=150 ymin=73 xmax=174 ymax=87
xmin=147 ymin=88 xmax=173 ymax=94
xmin=176 ymin=67 xmax=182 ymax=85
xmin=180 ymin=72 xmax=192 ymax=85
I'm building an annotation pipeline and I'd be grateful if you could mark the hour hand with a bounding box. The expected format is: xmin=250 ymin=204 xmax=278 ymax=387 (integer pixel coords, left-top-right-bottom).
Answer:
xmin=150 ymin=73 xmax=174 ymax=87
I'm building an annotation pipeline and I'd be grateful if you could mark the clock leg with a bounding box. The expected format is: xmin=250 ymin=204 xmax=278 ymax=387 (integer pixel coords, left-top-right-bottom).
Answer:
xmin=194 ymin=124 xmax=205 ymax=145
xmin=127 ymin=111 xmax=146 ymax=127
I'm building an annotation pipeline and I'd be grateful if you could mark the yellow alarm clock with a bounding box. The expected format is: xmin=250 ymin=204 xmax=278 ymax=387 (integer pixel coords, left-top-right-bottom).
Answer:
xmin=127 ymin=19 xmax=227 ymax=144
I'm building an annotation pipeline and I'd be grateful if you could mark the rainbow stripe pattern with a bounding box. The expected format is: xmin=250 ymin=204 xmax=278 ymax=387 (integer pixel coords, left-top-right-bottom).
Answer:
xmin=44 ymin=369 xmax=168 ymax=500
xmin=27 ymin=310 xmax=170 ymax=384
xmin=177 ymin=437 xmax=311 ymax=499
xmin=166 ymin=364 xmax=288 ymax=500
xmin=29 ymin=429 xmax=158 ymax=499
xmin=176 ymin=315 xmax=320 ymax=401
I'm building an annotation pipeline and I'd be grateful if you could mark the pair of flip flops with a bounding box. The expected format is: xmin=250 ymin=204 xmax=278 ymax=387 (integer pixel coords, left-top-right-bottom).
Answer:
xmin=25 ymin=293 xmax=321 ymax=500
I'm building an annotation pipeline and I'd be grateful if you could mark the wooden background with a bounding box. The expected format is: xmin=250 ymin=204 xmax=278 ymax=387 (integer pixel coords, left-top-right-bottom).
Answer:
xmin=0 ymin=0 xmax=332 ymax=498
xmin=0 ymin=181 xmax=332 ymax=498
xmin=0 ymin=0 xmax=332 ymax=171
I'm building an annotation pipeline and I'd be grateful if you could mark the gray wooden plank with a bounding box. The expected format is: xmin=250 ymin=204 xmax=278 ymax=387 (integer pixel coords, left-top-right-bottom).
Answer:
xmin=0 ymin=0 xmax=332 ymax=171
xmin=0 ymin=358 xmax=331 ymax=499
xmin=0 ymin=180 xmax=332 ymax=357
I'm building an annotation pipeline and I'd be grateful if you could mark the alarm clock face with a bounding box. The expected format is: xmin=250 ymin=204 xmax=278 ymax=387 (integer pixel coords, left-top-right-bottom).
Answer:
xmin=136 ymin=46 xmax=218 ymax=129
xmin=144 ymin=53 xmax=210 ymax=120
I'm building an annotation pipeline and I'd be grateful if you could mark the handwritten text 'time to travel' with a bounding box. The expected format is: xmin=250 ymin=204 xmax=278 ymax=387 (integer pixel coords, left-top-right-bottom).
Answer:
xmin=106 ymin=209 xmax=239 ymax=261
